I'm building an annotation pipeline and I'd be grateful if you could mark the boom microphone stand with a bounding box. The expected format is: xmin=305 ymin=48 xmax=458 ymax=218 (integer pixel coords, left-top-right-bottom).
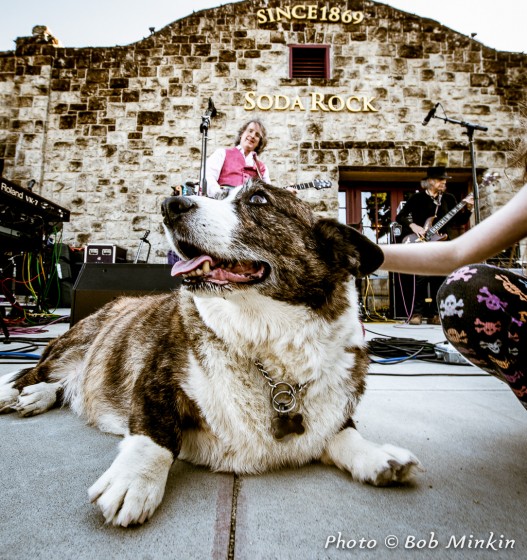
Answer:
xmin=198 ymin=98 xmax=217 ymax=197
xmin=429 ymin=105 xmax=488 ymax=224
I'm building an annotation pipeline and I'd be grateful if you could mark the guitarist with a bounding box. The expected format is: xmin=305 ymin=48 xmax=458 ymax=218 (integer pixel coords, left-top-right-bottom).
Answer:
xmin=205 ymin=119 xmax=271 ymax=198
xmin=395 ymin=166 xmax=474 ymax=325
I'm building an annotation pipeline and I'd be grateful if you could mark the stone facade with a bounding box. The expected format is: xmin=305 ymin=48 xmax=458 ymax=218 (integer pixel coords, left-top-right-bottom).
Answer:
xmin=0 ymin=0 xmax=525 ymax=262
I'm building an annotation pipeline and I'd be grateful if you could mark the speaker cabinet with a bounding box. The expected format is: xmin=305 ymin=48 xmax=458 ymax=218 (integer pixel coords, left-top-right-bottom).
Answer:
xmin=71 ymin=263 xmax=180 ymax=326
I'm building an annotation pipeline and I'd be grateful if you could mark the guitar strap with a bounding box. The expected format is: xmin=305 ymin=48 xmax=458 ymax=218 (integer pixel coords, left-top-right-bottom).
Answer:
xmin=433 ymin=194 xmax=442 ymax=217
xmin=252 ymin=153 xmax=264 ymax=181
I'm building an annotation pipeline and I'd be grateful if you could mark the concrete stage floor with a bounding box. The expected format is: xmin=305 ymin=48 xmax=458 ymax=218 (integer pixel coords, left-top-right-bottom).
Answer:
xmin=1 ymin=316 xmax=525 ymax=559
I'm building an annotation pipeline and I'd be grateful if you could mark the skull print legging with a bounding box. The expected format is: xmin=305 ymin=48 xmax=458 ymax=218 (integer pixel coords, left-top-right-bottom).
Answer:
xmin=437 ymin=263 xmax=527 ymax=410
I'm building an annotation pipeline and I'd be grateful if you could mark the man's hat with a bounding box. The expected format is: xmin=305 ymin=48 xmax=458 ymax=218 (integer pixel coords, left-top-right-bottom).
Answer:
xmin=425 ymin=166 xmax=451 ymax=180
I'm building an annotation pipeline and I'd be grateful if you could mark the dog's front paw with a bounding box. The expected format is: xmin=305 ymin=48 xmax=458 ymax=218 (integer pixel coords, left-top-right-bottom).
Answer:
xmin=0 ymin=373 xmax=20 ymax=413
xmin=322 ymin=428 xmax=422 ymax=486
xmin=352 ymin=442 xmax=421 ymax=486
xmin=89 ymin=468 xmax=166 ymax=527
xmin=11 ymin=382 xmax=61 ymax=417
xmin=88 ymin=435 xmax=173 ymax=527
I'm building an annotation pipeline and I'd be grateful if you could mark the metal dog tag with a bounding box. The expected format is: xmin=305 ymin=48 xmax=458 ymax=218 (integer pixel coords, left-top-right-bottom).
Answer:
xmin=254 ymin=361 xmax=309 ymax=441
xmin=270 ymin=381 xmax=305 ymax=440
xmin=271 ymin=412 xmax=305 ymax=441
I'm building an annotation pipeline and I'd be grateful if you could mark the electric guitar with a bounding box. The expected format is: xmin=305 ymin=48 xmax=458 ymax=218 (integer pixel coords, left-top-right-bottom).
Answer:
xmin=216 ymin=179 xmax=332 ymax=192
xmin=402 ymin=171 xmax=498 ymax=243
xmin=285 ymin=179 xmax=332 ymax=190
xmin=402 ymin=196 xmax=472 ymax=244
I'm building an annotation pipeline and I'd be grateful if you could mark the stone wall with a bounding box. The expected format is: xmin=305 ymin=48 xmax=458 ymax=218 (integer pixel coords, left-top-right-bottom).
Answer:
xmin=0 ymin=0 xmax=525 ymax=262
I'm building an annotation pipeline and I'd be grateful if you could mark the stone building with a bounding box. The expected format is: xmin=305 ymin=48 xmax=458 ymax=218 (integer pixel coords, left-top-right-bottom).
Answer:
xmin=0 ymin=0 xmax=525 ymax=311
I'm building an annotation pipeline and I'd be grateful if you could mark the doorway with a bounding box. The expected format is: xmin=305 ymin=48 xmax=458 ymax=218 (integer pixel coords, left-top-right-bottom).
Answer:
xmin=338 ymin=166 xmax=474 ymax=319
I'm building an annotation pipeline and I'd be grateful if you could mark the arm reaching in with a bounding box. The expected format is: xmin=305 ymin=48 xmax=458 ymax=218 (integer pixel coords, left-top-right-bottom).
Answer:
xmin=380 ymin=185 xmax=527 ymax=276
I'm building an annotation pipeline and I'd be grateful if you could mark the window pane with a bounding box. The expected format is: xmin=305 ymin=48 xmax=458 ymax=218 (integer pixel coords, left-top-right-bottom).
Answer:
xmin=360 ymin=191 xmax=392 ymax=244
xmin=338 ymin=191 xmax=346 ymax=224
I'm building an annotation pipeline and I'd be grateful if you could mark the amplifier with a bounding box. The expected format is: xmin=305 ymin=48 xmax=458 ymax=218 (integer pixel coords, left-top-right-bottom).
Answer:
xmin=84 ymin=244 xmax=127 ymax=264
xmin=71 ymin=263 xmax=181 ymax=326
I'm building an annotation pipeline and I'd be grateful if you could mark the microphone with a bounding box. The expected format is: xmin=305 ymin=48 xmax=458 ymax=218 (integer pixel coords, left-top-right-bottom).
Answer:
xmin=204 ymin=97 xmax=217 ymax=119
xmin=200 ymin=98 xmax=217 ymax=132
xmin=422 ymin=103 xmax=439 ymax=126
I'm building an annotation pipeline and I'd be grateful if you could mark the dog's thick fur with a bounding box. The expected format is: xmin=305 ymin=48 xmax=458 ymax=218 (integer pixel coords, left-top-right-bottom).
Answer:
xmin=0 ymin=181 xmax=420 ymax=526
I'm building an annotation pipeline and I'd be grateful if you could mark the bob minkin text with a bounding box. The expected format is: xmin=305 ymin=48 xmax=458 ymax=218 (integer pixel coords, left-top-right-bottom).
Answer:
xmin=324 ymin=532 xmax=515 ymax=551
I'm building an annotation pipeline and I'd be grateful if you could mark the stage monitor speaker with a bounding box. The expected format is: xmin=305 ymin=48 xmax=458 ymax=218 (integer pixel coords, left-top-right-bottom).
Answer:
xmin=71 ymin=263 xmax=180 ymax=326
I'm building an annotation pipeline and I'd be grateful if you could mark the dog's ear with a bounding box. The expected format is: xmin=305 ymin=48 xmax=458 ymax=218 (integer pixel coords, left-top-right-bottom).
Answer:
xmin=314 ymin=218 xmax=384 ymax=278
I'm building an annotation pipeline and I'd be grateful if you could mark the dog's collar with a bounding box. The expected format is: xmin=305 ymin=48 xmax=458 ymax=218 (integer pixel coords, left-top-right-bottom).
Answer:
xmin=255 ymin=361 xmax=311 ymax=441
xmin=255 ymin=360 xmax=310 ymax=413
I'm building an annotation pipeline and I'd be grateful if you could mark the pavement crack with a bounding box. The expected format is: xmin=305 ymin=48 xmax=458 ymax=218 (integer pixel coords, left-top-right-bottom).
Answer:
xmin=228 ymin=474 xmax=240 ymax=560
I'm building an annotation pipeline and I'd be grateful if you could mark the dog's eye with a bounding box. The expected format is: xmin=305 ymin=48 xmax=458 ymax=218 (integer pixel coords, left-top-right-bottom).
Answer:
xmin=249 ymin=193 xmax=268 ymax=205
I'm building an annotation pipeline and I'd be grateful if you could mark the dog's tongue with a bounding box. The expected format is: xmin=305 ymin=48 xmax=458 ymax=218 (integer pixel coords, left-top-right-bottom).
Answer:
xmin=171 ymin=255 xmax=212 ymax=277
xmin=171 ymin=255 xmax=265 ymax=284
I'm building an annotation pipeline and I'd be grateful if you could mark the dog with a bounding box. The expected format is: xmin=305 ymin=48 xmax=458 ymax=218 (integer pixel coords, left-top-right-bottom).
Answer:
xmin=0 ymin=180 xmax=420 ymax=526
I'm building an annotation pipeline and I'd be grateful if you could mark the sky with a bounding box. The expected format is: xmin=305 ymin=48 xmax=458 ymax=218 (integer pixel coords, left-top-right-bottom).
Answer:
xmin=1 ymin=0 xmax=525 ymax=53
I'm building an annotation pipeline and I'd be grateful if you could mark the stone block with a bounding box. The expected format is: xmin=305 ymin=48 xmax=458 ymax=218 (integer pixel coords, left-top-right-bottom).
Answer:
xmin=59 ymin=115 xmax=76 ymax=129
xmin=470 ymin=73 xmax=493 ymax=87
xmin=51 ymin=79 xmax=71 ymax=91
xmin=77 ymin=111 xmax=97 ymax=124
xmin=89 ymin=125 xmax=107 ymax=137
xmin=193 ymin=44 xmax=211 ymax=57
xmin=402 ymin=146 xmax=421 ymax=166
xmin=137 ymin=111 xmax=164 ymax=126
xmin=110 ymin=78 xmax=129 ymax=89
xmin=398 ymin=45 xmax=423 ymax=58
xmin=86 ymin=69 xmax=109 ymax=84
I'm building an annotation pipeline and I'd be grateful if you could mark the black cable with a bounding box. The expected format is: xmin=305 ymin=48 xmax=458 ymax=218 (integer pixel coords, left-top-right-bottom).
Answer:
xmin=368 ymin=336 xmax=440 ymax=363
xmin=0 ymin=336 xmax=54 ymax=342
xmin=0 ymin=342 xmax=39 ymax=353
xmin=366 ymin=328 xmax=478 ymax=365
xmin=0 ymin=337 xmax=51 ymax=364
xmin=365 ymin=330 xmax=490 ymax=376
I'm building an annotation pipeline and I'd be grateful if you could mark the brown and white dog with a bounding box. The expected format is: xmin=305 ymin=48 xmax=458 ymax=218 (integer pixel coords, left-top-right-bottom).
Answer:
xmin=0 ymin=180 xmax=420 ymax=526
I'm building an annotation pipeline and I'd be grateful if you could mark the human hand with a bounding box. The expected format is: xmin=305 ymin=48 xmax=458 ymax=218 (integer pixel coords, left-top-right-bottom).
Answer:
xmin=410 ymin=223 xmax=426 ymax=237
xmin=464 ymin=193 xmax=474 ymax=210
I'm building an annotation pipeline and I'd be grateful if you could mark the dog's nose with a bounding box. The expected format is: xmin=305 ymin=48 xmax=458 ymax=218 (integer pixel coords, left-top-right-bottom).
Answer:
xmin=161 ymin=196 xmax=196 ymax=223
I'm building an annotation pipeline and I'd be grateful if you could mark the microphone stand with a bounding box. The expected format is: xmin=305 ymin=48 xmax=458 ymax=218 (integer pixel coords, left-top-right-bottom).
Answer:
xmin=431 ymin=113 xmax=488 ymax=225
xmin=198 ymin=98 xmax=217 ymax=197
